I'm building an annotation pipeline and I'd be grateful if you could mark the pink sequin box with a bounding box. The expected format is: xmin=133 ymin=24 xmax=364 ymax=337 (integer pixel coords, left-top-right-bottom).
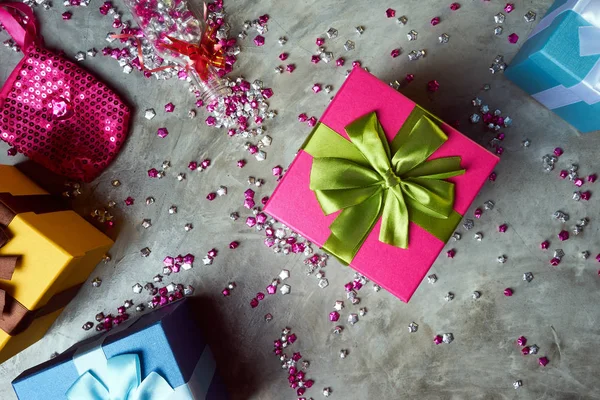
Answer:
xmin=265 ymin=69 xmax=499 ymax=302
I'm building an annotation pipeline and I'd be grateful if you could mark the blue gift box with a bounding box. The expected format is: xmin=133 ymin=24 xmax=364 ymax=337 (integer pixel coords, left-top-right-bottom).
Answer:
xmin=12 ymin=299 xmax=228 ymax=399
xmin=505 ymin=0 xmax=600 ymax=133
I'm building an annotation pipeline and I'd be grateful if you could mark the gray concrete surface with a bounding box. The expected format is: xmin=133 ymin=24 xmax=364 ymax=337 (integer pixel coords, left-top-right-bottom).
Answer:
xmin=2 ymin=0 xmax=600 ymax=398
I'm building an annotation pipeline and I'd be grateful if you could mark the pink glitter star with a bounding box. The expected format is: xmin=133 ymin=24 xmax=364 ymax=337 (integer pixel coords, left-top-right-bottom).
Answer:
xmin=390 ymin=48 xmax=401 ymax=58
xmin=427 ymin=80 xmax=440 ymax=92
xmin=504 ymin=3 xmax=515 ymax=13
xmin=431 ymin=16 xmax=441 ymax=26
xmin=124 ymin=197 xmax=134 ymax=206
xmin=156 ymin=127 xmax=169 ymax=138
xmin=164 ymin=102 xmax=175 ymax=112
xmin=253 ymin=35 xmax=265 ymax=46
xmin=386 ymin=8 xmax=396 ymax=18
xmin=450 ymin=2 xmax=460 ymax=10
xmin=508 ymin=33 xmax=519 ymax=44
xmin=62 ymin=11 xmax=72 ymax=20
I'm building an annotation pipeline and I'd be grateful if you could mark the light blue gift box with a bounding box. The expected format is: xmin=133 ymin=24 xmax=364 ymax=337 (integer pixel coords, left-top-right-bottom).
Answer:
xmin=505 ymin=0 xmax=600 ymax=133
xmin=11 ymin=298 xmax=229 ymax=400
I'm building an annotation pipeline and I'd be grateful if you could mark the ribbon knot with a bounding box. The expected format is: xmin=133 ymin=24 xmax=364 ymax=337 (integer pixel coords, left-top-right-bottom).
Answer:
xmin=307 ymin=109 xmax=466 ymax=263
xmin=382 ymin=169 xmax=401 ymax=188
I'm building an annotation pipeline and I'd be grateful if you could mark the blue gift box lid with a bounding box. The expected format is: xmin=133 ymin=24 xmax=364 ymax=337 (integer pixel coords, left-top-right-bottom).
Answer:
xmin=509 ymin=6 xmax=600 ymax=93
xmin=12 ymin=299 xmax=228 ymax=400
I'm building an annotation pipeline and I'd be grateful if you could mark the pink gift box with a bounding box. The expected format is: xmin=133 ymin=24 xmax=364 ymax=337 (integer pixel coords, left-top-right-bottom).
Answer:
xmin=265 ymin=69 xmax=499 ymax=302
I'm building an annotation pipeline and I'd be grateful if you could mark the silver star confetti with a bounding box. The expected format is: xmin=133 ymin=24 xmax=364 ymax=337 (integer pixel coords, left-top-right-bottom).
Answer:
xmin=333 ymin=326 xmax=343 ymax=334
xmin=141 ymin=219 xmax=152 ymax=229
xmin=523 ymin=272 xmax=534 ymax=282
xmin=279 ymin=269 xmax=290 ymax=281
xmin=339 ymin=349 xmax=348 ymax=359
xmin=474 ymin=232 xmax=483 ymax=241
xmin=280 ymin=284 xmax=291 ymax=295
xmin=373 ymin=284 xmax=381 ymax=292
xmin=469 ymin=114 xmax=481 ymax=124
xmin=438 ymin=33 xmax=449 ymax=44
xmin=524 ymin=10 xmax=536 ymax=22
xmin=452 ymin=232 xmax=461 ymax=241
xmin=359 ymin=308 xmax=367 ymax=316
xmin=217 ymin=186 xmax=227 ymax=196
xmin=513 ymin=380 xmax=523 ymax=389
xmin=202 ymin=256 xmax=213 ymax=265
xmin=344 ymin=40 xmax=355 ymax=51
xmin=145 ymin=197 xmax=155 ymax=205
xmin=355 ymin=26 xmax=364 ymax=35
xmin=408 ymin=322 xmax=418 ymax=333
xmin=143 ymin=108 xmax=156 ymax=120
xmin=91 ymin=277 xmax=102 ymax=287
xmin=497 ymin=255 xmax=507 ymax=263
xmin=472 ymin=291 xmax=481 ymax=299
xmin=74 ymin=51 xmax=86 ymax=62
xmin=463 ymin=219 xmax=474 ymax=230
xmin=581 ymin=251 xmax=590 ymax=259
xmin=278 ymin=36 xmax=287 ymax=45
xmin=132 ymin=283 xmax=143 ymax=294
xmin=135 ymin=304 xmax=145 ymax=312
xmin=427 ymin=274 xmax=438 ymax=284
xmin=494 ymin=13 xmax=505 ymax=23
xmin=184 ymin=223 xmax=193 ymax=231
xmin=326 ymin=27 xmax=338 ymax=38
xmin=444 ymin=292 xmax=454 ymax=301
xmin=407 ymin=30 xmax=418 ymax=41
xmin=184 ymin=285 xmax=195 ymax=296
xmin=494 ymin=26 xmax=503 ymax=35
xmin=323 ymin=387 xmax=332 ymax=397
xmin=348 ymin=313 xmax=358 ymax=325
xmin=140 ymin=247 xmax=151 ymax=257
xmin=334 ymin=301 xmax=344 ymax=311
xmin=169 ymin=205 xmax=178 ymax=214
xmin=397 ymin=15 xmax=408 ymax=25
xmin=318 ymin=279 xmax=329 ymax=288
xmin=442 ymin=333 xmax=454 ymax=344
xmin=529 ymin=344 xmax=539 ymax=354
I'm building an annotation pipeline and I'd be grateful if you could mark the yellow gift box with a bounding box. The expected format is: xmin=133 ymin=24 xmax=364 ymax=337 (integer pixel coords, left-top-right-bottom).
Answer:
xmin=0 ymin=165 xmax=113 ymax=363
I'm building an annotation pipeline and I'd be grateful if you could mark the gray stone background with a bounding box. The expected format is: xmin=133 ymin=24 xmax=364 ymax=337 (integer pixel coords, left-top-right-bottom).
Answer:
xmin=2 ymin=0 xmax=600 ymax=399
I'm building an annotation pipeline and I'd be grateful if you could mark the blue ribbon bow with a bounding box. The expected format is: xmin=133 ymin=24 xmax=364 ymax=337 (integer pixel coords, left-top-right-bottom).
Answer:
xmin=66 ymin=354 xmax=176 ymax=400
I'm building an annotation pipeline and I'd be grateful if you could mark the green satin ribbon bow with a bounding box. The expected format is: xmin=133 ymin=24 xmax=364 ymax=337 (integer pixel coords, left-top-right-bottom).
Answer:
xmin=304 ymin=107 xmax=466 ymax=264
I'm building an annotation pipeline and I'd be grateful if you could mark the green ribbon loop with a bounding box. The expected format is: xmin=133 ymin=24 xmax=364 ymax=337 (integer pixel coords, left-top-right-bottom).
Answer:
xmin=305 ymin=107 xmax=466 ymax=264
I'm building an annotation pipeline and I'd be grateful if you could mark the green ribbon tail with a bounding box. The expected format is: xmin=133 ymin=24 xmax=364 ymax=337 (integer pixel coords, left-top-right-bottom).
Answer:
xmin=323 ymin=189 xmax=384 ymax=264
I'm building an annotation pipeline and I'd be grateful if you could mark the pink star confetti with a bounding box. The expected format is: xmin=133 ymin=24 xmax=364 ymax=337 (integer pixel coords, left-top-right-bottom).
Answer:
xmin=474 ymin=208 xmax=482 ymax=218
xmin=554 ymin=147 xmax=564 ymax=156
xmin=312 ymin=84 xmax=322 ymax=93
xmin=508 ymin=33 xmax=519 ymax=44
xmin=588 ymin=174 xmax=597 ymax=183
xmin=148 ymin=168 xmax=159 ymax=178
xmin=405 ymin=73 xmax=415 ymax=82
xmin=433 ymin=335 xmax=443 ymax=345
xmin=504 ymin=288 xmax=513 ymax=297
xmin=336 ymin=57 xmax=345 ymax=66
xmin=427 ymin=80 xmax=440 ymax=92
xmin=307 ymin=117 xmax=317 ymax=127
xmin=286 ymin=64 xmax=295 ymax=73
xmin=559 ymin=170 xmax=568 ymax=179
xmin=431 ymin=16 xmax=441 ymax=26
xmin=124 ymin=197 xmax=134 ymax=206
xmin=447 ymin=249 xmax=456 ymax=258
xmin=6 ymin=147 xmax=17 ymax=156
xmin=329 ymin=311 xmax=340 ymax=322
xmin=540 ymin=240 xmax=550 ymax=250
xmin=164 ymin=102 xmax=175 ymax=112
xmin=450 ymin=2 xmax=460 ymax=10
xmin=390 ymin=48 xmax=401 ymax=58
xmin=188 ymin=161 xmax=198 ymax=171
xmin=386 ymin=8 xmax=396 ymax=18
xmin=316 ymin=37 xmax=325 ymax=46
xmin=156 ymin=127 xmax=169 ymax=138
xmin=62 ymin=12 xmax=72 ymax=20
xmin=550 ymin=257 xmax=561 ymax=266
xmin=504 ymin=3 xmax=515 ymax=13
xmin=311 ymin=55 xmax=320 ymax=64
xmin=489 ymin=172 xmax=497 ymax=181
xmin=498 ymin=224 xmax=508 ymax=233
xmin=253 ymin=35 xmax=265 ymax=46
xmin=558 ymin=230 xmax=569 ymax=241
xmin=237 ymin=160 xmax=246 ymax=168
xmin=517 ymin=336 xmax=527 ymax=346
xmin=581 ymin=191 xmax=592 ymax=200
xmin=538 ymin=357 xmax=549 ymax=367
xmin=279 ymin=52 xmax=288 ymax=61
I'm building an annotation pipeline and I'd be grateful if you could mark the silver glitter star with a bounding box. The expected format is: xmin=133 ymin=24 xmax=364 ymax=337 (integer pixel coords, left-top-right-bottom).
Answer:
xmin=494 ymin=26 xmax=503 ymax=36
xmin=333 ymin=326 xmax=343 ymax=334
xmin=469 ymin=114 xmax=481 ymax=124
xmin=333 ymin=301 xmax=344 ymax=311
xmin=523 ymin=272 xmax=534 ymax=282
xmin=202 ymin=256 xmax=213 ymax=265
xmin=348 ymin=313 xmax=358 ymax=325
xmin=141 ymin=219 xmax=152 ymax=229
xmin=255 ymin=150 xmax=266 ymax=161
xmin=140 ymin=247 xmax=151 ymax=257
xmin=145 ymin=197 xmax=155 ymax=205
xmin=177 ymin=173 xmax=186 ymax=181
xmin=278 ymin=36 xmax=287 ymax=45
xmin=408 ymin=322 xmax=418 ymax=333
xmin=407 ymin=30 xmax=418 ymax=41
xmin=463 ymin=219 xmax=474 ymax=230
xmin=169 ymin=205 xmax=178 ymax=214
xmin=217 ymin=186 xmax=228 ymax=196
xmin=318 ymin=278 xmax=329 ymax=288
xmin=280 ymin=284 xmax=291 ymax=295
xmin=529 ymin=344 xmax=539 ymax=354
xmin=438 ymin=33 xmax=449 ymax=43
xmin=153 ymin=275 xmax=163 ymax=283
xmin=442 ymin=333 xmax=454 ymax=344
xmin=135 ymin=304 xmax=145 ymax=312
xmin=344 ymin=40 xmax=355 ymax=51
xmin=484 ymin=200 xmax=495 ymax=210
xmin=554 ymin=249 xmax=565 ymax=259
xmin=355 ymin=26 xmax=364 ymax=35
xmin=513 ymin=380 xmax=522 ymax=389
xmin=359 ymin=307 xmax=367 ymax=316
xmin=339 ymin=349 xmax=348 ymax=359
xmin=144 ymin=108 xmax=156 ymax=120
xmin=474 ymin=232 xmax=483 ymax=241
xmin=323 ymin=387 xmax=332 ymax=397
xmin=326 ymin=27 xmax=338 ymax=38
xmin=444 ymin=292 xmax=454 ymax=302
xmin=581 ymin=251 xmax=590 ymax=259
xmin=373 ymin=284 xmax=381 ymax=292
xmin=132 ymin=283 xmax=143 ymax=294
xmin=397 ymin=15 xmax=408 ymax=25
xmin=497 ymin=255 xmax=507 ymax=263
xmin=452 ymin=232 xmax=461 ymax=241
xmin=91 ymin=277 xmax=102 ymax=287
xmin=188 ymin=109 xmax=196 ymax=119
xmin=184 ymin=285 xmax=195 ymax=296
xmin=82 ymin=322 xmax=94 ymax=330
xmin=279 ymin=269 xmax=290 ymax=281
xmin=524 ymin=10 xmax=536 ymax=22
xmin=494 ymin=12 xmax=505 ymax=24
xmin=264 ymin=313 xmax=273 ymax=322
xmin=184 ymin=223 xmax=193 ymax=232
xmin=427 ymin=274 xmax=438 ymax=284
xmin=472 ymin=291 xmax=481 ymax=299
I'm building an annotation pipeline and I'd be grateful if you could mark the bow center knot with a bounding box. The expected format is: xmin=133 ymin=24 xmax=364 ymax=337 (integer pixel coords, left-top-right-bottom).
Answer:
xmin=382 ymin=169 xmax=401 ymax=188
